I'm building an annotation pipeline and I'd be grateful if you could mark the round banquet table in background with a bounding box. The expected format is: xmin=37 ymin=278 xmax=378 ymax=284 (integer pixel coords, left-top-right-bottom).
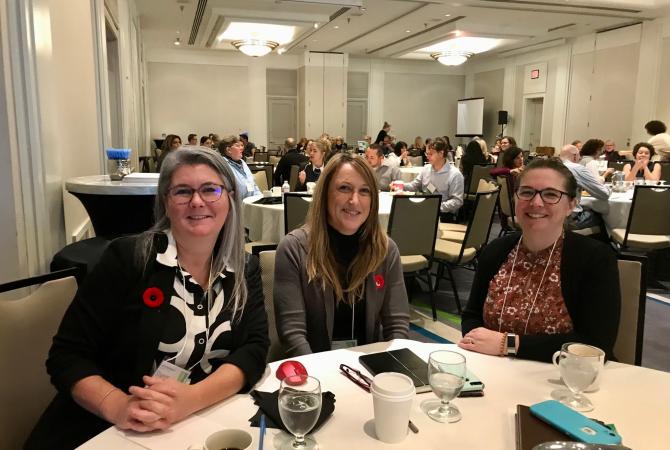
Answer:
xmin=243 ymin=192 xmax=395 ymax=243
xmin=581 ymin=189 xmax=633 ymax=230
xmin=398 ymin=166 xmax=422 ymax=182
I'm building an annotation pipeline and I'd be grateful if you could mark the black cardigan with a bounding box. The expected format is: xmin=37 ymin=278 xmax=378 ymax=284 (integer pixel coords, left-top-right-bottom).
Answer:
xmin=27 ymin=234 xmax=269 ymax=449
xmin=461 ymin=232 xmax=621 ymax=362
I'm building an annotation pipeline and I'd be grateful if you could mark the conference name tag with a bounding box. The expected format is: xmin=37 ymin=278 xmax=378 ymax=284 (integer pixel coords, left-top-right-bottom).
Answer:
xmin=153 ymin=360 xmax=191 ymax=384
xmin=331 ymin=339 xmax=358 ymax=350
xmin=426 ymin=182 xmax=436 ymax=193
xmin=246 ymin=182 xmax=255 ymax=193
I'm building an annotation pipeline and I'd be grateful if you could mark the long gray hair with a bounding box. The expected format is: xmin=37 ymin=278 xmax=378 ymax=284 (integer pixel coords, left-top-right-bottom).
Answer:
xmin=137 ymin=146 xmax=247 ymax=320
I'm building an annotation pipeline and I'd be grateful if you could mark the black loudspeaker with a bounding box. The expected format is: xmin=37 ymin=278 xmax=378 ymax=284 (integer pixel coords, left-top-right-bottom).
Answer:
xmin=498 ymin=110 xmax=508 ymax=125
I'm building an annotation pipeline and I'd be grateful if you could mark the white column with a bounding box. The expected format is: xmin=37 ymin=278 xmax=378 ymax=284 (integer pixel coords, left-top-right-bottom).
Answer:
xmin=247 ymin=58 xmax=268 ymax=148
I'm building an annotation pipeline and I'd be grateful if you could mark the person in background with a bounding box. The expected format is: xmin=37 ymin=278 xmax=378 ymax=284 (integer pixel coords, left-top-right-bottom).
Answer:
xmin=645 ymin=120 xmax=670 ymax=161
xmin=273 ymin=137 xmax=308 ymax=187
xmin=571 ymin=139 xmax=583 ymax=151
xmin=603 ymin=139 xmax=624 ymax=162
xmin=623 ymin=142 xmax=662 ymax=182
xmin=209 ymin=134 xmax=220 ymax=149
xmin=365 ymin=144 xmax=399 ymax=191
xmin=412 ymin=136 xmax=425 ymax=152
xmin=157 ymin=134 xmax=182 ymax=171
xmin=476 ymin=137 xmax=494 ymax=163
xmin=219 ymin=135 xmax=260 ymax=199
xmin=403 ymin=137 xmax=464 ymax=221
xmin=296 ymin=137 xmax=309 ymax=153
xmin=386 ymin=141 xmax=411 ymax=168
xmin=200 ymin=135 xmax=213 ymax=148
xmin=187 ymin=134 xmax=197 ymax=146
xmin=491 ymin=138 xmax=502 ymax=160
xmin=274 ymin=153 xmax=409 ymax=356
xmin=500 ymin=136 xmax=516 ymax=152
xmin=374 ymin=121 xmax=391 ymax=144
xmin=560 ymin=145 xmax=610 ymax=230
xmin=460 ymin=140 xmax=488 ymax=190
xmin=26 ymin=147 xmax=269 ymax=449
xmin=298 ymin=140 xmax=328 ymax=191
xmin=332 ymin=136 xmax=348 ymax=152
xmin=459 ymin=158 xmax=620 ymax=362
xmin=239 ymin=132 xmax=255 ymax=158
xmin=363 ymin=135 xmax=372 ymax=146
xmin=491 ymin=147 xmax=524 ymax=181
xmin=579 ymin=138 xmax=612 ymax=181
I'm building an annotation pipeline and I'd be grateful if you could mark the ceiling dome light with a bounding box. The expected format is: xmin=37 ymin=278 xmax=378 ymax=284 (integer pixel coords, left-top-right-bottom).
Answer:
xmin=232 ymin=39 xmax=279 ymax=57
xmin=431 ymin=51 xmax=473 ymax=66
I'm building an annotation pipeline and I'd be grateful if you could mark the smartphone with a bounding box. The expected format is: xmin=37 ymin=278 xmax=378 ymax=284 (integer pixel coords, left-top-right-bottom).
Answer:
xmin=529 ymin=400 xmax=622 ymax=445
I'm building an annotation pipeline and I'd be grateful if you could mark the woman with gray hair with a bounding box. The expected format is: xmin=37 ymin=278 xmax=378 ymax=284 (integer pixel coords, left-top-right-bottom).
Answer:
xmin=27 ymin=147 xmax=269 ymax=449
xmin=219 ymin=135 xmax=261 ymax=199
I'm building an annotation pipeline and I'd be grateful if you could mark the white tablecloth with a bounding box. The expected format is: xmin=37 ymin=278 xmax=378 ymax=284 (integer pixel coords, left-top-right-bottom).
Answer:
xmin=243 ymin=193 xmax=395 ymax=243
xmin=80 ymin=339 xmax=670 ymax=450
xmin=398 ymin=166 xmax=422 ymax=182
xmin=581 ymin=189 xmax=633 ymax=230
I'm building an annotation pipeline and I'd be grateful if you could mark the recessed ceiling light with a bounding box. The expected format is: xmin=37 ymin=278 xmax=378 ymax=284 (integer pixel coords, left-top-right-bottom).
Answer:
xmin=334 ymin=25 xmax=339 ymax=29
xmin=314 ymin=22 xmax=319 ymax=29
xmin=445 ymin=14 xmax=451 ymax=17
xmin=405 ymin=29 xmax=411 ymax=33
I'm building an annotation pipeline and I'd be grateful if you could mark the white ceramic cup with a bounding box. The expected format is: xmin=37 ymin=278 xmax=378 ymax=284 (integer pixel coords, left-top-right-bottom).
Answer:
xmin=306 ymin=182 xmax=316 ymax=194
xmin=187 ymin=429 xmax=252 ymax=450
xmin=271 ymin=186 xmax=282 ymax=196
xmin=262 ymin=190 xmax=271 ymax=197
xmin=552 ymin=343 xmax=605 ymax=392
xmin=370 ymin=372 xmax=415 ymax=443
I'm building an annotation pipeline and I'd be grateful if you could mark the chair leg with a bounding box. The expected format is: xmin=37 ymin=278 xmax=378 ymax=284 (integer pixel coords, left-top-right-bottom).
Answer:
xmin=444 ymin=264 xmax=462 ymax=315
xmin=424 ymin=268 xmax=437 ymax=321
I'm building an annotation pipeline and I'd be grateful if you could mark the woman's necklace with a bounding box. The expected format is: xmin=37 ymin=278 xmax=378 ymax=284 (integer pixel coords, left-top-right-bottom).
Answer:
xmin=497 ymin=235 xmax=560 ymax=335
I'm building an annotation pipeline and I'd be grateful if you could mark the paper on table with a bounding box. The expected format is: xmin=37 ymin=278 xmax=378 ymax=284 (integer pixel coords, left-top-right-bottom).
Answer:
xmin=122 ymin=173 xmax=159 ymax=183
xmin=119 ymin=414 xmax=224 ymax=450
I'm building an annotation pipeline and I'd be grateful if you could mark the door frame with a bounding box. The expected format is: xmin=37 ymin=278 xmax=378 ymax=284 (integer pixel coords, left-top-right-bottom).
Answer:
xmin=520 ymin=94 xmax=545 ymax=152
xmin=346 ymin=98 xmax=367 ymax=144
xmin=266 ymin=95 xmax=297 ymax=149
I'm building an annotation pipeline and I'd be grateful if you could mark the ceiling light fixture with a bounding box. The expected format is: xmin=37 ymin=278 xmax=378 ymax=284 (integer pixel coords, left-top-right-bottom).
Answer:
xmin=431 ymin=50 xmax=473 ymax=66
xmin=174 ymin=5 xmax=184 ymax=47
xmin=174 ymin=37 xmax=181 ymax=46
xmin=232 ymin=39 xmax=279 ymax=57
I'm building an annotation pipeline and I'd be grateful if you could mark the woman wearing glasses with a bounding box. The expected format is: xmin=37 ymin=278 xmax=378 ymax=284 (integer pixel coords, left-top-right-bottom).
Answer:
xmin=27 ymin=147 xmax=269 ymax=449
xmin=274 ymin=153 xmax=409 ymax=357
xmin=459 ymin=158 xmax=620 ymax=363
xmin=219 ymin=135 xmax=260 ymax=199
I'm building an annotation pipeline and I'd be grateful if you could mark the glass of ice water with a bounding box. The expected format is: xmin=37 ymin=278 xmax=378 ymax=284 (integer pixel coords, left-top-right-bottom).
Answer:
xmin=278 ymin=374 xmax=322 ymax=449
xmin=557 ymin=344 xmax=600 ymax=412
xmin=423 ymin=350 xmax=466 ymax=423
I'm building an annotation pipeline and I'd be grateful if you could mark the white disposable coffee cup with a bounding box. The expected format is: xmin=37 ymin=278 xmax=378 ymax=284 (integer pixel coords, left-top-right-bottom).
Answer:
xmin=262 ymin=190 xmax=271 ymax=197
xmin=370 ymin=372 xmax=415 ymax=443
xmin=271 ymin=186 xmax=282 ymax=196
xmin=306 ymin=182 xmax=316 ymax=194
xmin=552 ymin=343 xmax=605 ymax=392
xmin=187 ymin=428 xmax=252 ymax=450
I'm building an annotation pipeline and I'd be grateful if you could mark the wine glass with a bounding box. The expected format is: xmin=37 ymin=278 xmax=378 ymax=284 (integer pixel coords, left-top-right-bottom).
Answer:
xmin=422 ymin=350 xmax=466 ymax=423
xmin=557 ymin=345 xmax=600 ymax=412
xmin=278 ymin=375 xmax=322 ymax=450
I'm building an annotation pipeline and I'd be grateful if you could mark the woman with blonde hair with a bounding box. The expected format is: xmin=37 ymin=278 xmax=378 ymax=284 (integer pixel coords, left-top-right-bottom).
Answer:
xmin=274 ymin=153 xmax=409 ymax=356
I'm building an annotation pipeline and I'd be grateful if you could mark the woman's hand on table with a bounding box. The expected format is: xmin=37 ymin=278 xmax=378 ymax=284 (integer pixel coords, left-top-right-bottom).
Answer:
xmin=126 ymin=375 xmax=200 ymax=429
xmin=458 ymin=327 xmax=506 ymax=356
xmin=101 ymin=389 xmax=168 ymax=432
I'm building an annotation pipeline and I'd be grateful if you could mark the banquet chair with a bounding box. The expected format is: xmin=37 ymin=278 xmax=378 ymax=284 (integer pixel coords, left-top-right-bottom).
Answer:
xmin=408 ymin=156 xmax=423 ymax=167
xmin=659 ymin=162 xmax=670 ymax=183
xmin=535 ymin=146 xmax=555 ymax=157
xmin=289 ymin=165 xmax=300 ymax=191
xmin=496 ymin=175 xmax=520 ymax=236
xmin=253 ymin=152 xmax=269 ymax=163
xmin=441 ymin=180 xmax=497 ymax=243
xmin=614 ymin=254 xmax=646 ymax=365
xmin=433 ymin=188 xmax=499 ymax=314
xmin=248 ymin=163 xmax=273 ymax=189
xmin=257 ymin=249 xmax=285 ymax=362
xmin=607 ymin=160 xmax=627 ymax=172
xmin=465 ymin=164 xmax=495 ymax=201
xmin=270 ymin=155 xmax=282 ymax=167
xmin=252 ymin=170 xmax=268 ymax=192
xmin=610 ymin=185 xmax=670 ymax=251
xmin=284 ymin=193 xmax=312 ymax=235
xmin=0 ymin=268 xmax=79 ymax=450
xmin=386 ymin=194 xmax=441 ymax=320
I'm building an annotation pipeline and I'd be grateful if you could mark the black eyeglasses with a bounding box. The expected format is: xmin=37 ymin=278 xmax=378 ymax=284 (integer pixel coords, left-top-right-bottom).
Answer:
xmin=339 ymin=364 xmax=372 ymax=392
xmin=167 ymin=183 xmax=225 ymax=205
xmin=515 ymin=186 xmax=569 ymax=205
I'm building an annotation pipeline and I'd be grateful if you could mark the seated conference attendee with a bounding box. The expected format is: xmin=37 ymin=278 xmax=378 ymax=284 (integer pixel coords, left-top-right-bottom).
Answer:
xmin=187 ymin=133 xmax=198 ymax=146
xmin=603 ymin=139 xmax=624 ymax=162
xmin=219 ymin=135 xmax=260 ymax=199
xmin=560 ymin=145 xmax=610 ymax=230
xmin=365 ymin=144 xmax=399 ymax=191
xmin=460 ymin=140 xmax=488 ymax=189
xmin=200 ymin=135 xmax=213 ymax=148
xmin=240 ymin=132 xmax=255 ymax=158
xmin=403 ymin=137 xmax=464 ymax=221
xmin=274 ymin=153 xmax=410 ymax=356
xmin=26 ymin=147 xmax=269 ymax=449
xmin=297 ymin=139 xmax=328 ymax=191
xmin=579 ymin=138 xmax=612 ymax=181
xmin=274 ymin=137 xmax=308 ymax=187
xmin=623 ymin=142 xmax=661 ymax=182
xmin=459 ymin=158 xmax=620 ymax=363
xmin=645 ymin=120 xmax=670 ymax=161
xmin=157 ymin=134 xmax=182 ymax=171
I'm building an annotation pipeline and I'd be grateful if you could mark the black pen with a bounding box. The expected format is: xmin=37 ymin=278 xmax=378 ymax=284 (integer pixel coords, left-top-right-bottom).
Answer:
xmin=408 ymin=420 xmax=419 ymax=434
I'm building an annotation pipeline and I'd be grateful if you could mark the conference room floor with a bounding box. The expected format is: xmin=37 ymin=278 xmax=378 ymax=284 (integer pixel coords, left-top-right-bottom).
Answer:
xmin=408 ymin=218 xmax=670 ymax=374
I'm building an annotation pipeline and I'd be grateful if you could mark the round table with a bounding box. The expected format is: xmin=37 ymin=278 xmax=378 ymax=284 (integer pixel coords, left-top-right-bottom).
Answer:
xmin=581 ymin=189 xmax=633 ymax=230
xmin=398 ymin=166 xmax=422 ymax=182
xmin=243 ymin=192 xmax=395 ymax=243
xmin=65 ymin=174 xmax=158 ymax=239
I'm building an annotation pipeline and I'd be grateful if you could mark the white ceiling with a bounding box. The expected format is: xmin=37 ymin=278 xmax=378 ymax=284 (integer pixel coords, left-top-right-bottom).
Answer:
xmin=136 ymin=0 xmax=670 ymax=62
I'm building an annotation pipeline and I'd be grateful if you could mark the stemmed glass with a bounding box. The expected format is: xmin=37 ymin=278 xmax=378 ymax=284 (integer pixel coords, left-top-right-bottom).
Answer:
xmin=557 ymin=345 xmax=600 ymax=412
xmin=422 ymin=350 xmax=466 ymax=423
xmin=278 ymin=375 xmax=322 ymax=449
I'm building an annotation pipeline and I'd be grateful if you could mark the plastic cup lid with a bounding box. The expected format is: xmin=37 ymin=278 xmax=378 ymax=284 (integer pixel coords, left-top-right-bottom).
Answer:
xmin=371 ymin=372 xmax=415 ymax=397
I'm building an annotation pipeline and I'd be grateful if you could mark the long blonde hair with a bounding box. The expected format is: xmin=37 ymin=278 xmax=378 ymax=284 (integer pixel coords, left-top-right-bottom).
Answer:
xmin=305 ymin=153 xmax=388 ymax=304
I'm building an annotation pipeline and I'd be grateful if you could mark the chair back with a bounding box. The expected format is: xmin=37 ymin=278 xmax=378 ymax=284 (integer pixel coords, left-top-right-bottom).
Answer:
xmin=254 ymin=152 xmax=269 ymax=163
xmin=461 ymin=188 xmax=500 ymax=255
xmin=258 ymin=250 xmax=285 ymax=362
xmin=268 ymin=149 xmax=280 ymax=157
xmin=408 ymin=156 xmax=423 ymax=167
xmin=623 ymin=185 xmax=670 ymax=246
xmin=607 ymin=160 xmax=627 ymax=172
xmin=659 ymin=162 xmax=670 ymax=183
xmin=535 ymin=146 xmax=555 ymax=157
xmin=467 ymin=164 xmax=495 ymax=194
xmin=252 ymin=170 xmax=268 ymax=192
xmin=0 ymin=268 xmax=79 ymax=450
xmin=270 ymin=155 xmax=282 ymax=166
xmin=387 ymin=195 xmax=441 ymax=258
xmin=284 ymin=193 xmax=312 ymax=235
xmin=289 ymin=165 xmax=300 ymax=191
xmin=496 ymin=176 xmax=516 ymax=222
xmin=248 ymin=164 xmax=272 ymax=192
xmin=615 ymin=255 xmax=646 ymax=365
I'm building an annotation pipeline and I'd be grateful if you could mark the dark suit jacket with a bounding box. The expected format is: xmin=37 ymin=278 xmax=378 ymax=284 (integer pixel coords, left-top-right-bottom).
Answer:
xmin=461 ymin=232 xmax=621 ymax=362
xmin=274 ymin=149 xmax=308 ymax=186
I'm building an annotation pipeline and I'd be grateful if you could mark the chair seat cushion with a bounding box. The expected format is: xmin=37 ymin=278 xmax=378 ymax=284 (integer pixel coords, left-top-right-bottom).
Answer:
xmin=572 ymin=226 xmax=601 ymax=236
xmin=434 ymin=239 xmax=477 ymax=263
xmin=610 ymin=229 xmax=670 ymax=249
xmin=400 ymin=255 xmax=429 ymax=272
xmin=438 ymin=223 xmax=467 ymax=232
xmin=440 ymin=230 xmax=465 ymax=242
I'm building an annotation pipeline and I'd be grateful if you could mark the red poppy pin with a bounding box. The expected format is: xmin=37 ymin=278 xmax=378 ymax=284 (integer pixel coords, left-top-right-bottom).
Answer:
xmin=143 ymin=287 xmax=164 ymax=308
xmin=374 ymin=275 xmax=385 ymax=290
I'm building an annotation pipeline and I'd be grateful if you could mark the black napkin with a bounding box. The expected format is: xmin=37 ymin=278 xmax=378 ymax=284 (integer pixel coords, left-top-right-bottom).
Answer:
xmin=248 ymin=390 xmax=336 ymax=432
xmin=253 ymin=196 xmax=283 ymax=205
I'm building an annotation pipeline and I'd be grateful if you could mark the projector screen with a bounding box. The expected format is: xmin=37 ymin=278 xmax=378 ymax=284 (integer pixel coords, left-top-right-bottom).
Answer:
xmin=456 ymin=97 xmax=484 ymax=137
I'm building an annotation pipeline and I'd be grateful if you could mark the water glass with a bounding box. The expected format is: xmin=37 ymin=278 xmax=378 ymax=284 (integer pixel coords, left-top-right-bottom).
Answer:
xmin=422 ymin=350 xmax=466 ymax=423
xmin=278 ymin=375 xmax=322 ymax=449
xmin=554 ymin=343 xmax=601 ymax=412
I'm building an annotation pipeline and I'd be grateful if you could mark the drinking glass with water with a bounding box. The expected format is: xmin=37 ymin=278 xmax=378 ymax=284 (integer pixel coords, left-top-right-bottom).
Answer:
xmin=278 ymin=375 xmax=322 ymax=449
xmin=422 ymin=350 xmax=466 ymax=423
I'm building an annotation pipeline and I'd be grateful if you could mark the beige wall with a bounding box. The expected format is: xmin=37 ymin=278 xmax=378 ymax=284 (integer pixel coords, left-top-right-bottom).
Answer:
xmin=656 ymin=36 xmax=670 ymax=126
xmin=472 ymin=69 xmax=504 ymax=144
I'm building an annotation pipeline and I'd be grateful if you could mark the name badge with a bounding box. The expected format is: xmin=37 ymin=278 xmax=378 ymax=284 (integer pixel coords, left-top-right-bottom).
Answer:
xmin=331 ymin=339 xmax=358 ymax=350
xmin=427 ymin=182 xmax=436 ymax=193
xmin=246 ymin=182 xmax=255 ymax=193
xmin=153 ymin=359 xmax=191 ymax=384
